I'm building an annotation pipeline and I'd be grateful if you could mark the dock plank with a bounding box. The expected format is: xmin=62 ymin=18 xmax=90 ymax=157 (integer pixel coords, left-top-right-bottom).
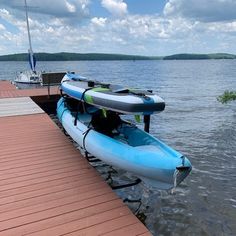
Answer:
xmin=102 ymin=222 xmax=148 ymax=236
xmin=0 ymin=199 xmax=124 ymax=236
xmin=64 ymin=214 xmax=143 ymax=236
xmin=0 ymin=177 xmax=103 ymax=206
xmin=0 ymin=80 xmax=151 ymax=235
xmin=0 ymin=112 xmax=151 ymax=235
xmin=0 ymin=81 xmax=16 ymax=91
xmin=24 ymin=206 xmax=132 ymax=236
xmin=0 ymin=81 xmax=59 ymax=99
xmin=0 ymin=97 xmax=44 ymax=117
xmin=0 ymin=185 xmax=111 ymax=221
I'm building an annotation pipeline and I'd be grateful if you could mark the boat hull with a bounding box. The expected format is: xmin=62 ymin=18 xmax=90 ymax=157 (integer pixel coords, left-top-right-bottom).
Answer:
xmin=57 ymin=98 xmax=191 ymax=189
xmin=14 ymin=71 xmax=41 ymax=84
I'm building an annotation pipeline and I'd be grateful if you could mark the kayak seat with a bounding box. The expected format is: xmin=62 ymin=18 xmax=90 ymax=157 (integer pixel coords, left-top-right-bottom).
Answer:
xmin=91 ymin=110 xmax=122 ymax=137
xmin=64 ymin=97 xmax=83 ymax=112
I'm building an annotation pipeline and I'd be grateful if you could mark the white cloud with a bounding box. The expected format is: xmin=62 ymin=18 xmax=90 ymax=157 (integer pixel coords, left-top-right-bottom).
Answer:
xmin=1 ymin=9 xmax=236 ymax=56
xmin=164 ymin=0 xmax=236 ymax=22
xmin=65 ymin=1 xmax=76 ymax=13
xmin=0 ymin=0 xmax=236 ymax=56
xmin=101 ymin=0 xmax=128 ymax=17
xmin=0 ymin=0 xmax=90 ymax=21
xmin=0 ymin=9 xmax=12 ymax=22
xmin=91 ymin=17 xmax=107 ymax=27
xmin=0 ymin=24 xmax=6 ymax=30
xmin=205 ymin=21 xmax=236 ymax=33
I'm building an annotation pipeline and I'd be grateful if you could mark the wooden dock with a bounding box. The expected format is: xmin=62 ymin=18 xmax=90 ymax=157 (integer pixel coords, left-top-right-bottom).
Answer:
xmin=0 ymin=81 xmax=151 ymax=236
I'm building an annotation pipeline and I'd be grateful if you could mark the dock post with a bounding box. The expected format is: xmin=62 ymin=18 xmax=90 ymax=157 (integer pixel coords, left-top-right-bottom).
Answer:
xmin=47 ymin=78 xmax=50 ymax=98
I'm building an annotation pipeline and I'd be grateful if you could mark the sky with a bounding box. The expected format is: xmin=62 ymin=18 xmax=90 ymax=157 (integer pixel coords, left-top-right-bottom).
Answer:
xmin=0 ymin=0 xmax=236 ymax=56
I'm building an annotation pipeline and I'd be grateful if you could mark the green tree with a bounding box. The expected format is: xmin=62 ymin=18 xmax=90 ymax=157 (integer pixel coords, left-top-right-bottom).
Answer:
xmin=217 ymin=90 xmax=236 ymax=104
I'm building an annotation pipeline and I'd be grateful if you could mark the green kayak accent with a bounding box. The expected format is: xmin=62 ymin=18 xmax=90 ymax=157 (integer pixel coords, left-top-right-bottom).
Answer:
xmin=84 ymin=94 xmax=93 ymax=104
xmin=91 ymin=87 xmax=110 ymax=92
xmin=85 ymin=87 xmax=109 ymax=104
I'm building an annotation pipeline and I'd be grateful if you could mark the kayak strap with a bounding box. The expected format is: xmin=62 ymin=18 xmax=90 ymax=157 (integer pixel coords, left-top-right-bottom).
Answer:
xmin=68 ymin=74 xmax=110 ymax=88
xmin=81 ymin=87 xmax=93 ymax=100
xmin=74 ymin=88 xmax=95 ymax=126
xmin=130 ymin=90 xmax=148 ymax=98
xmin=82 ymin=128 xmax=93 ymax=151
xmin=74 ymin=101 xmax=82 ymax=126
xmin=80 ymin=87 xmax=95 ymax=114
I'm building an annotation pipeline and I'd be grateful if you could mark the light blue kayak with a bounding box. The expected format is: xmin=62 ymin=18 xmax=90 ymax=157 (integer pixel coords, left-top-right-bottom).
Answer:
xmin=57 ymin=97 xmax=191 ymax=190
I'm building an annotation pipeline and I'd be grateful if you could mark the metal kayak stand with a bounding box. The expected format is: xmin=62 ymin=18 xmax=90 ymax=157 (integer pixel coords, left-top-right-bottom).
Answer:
xmin=110 ymin=178 xmax=141 ymax=190
xmin=144 ymin=114 xmax=150 ymax=133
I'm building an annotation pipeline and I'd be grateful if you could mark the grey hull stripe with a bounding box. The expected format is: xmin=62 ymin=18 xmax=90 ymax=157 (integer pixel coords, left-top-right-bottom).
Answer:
xmin=91 ymin=96 xmax=165 ymax=113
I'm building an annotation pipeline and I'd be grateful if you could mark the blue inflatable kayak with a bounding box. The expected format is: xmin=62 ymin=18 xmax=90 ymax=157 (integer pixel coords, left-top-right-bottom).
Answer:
xmin=57 ymin=97 xmax=191 ymax=189
xmin=60 ymin=73 xmax=165 ymax=115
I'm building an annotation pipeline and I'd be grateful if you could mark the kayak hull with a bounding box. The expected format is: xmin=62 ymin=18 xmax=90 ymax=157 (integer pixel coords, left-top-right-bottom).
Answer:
xmin=57 ymin=97 xmax=191 ymax=189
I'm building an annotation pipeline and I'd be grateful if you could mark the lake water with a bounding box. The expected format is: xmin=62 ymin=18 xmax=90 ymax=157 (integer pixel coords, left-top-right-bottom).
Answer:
xmin=0 ymin=60 xmax=236 ymax=235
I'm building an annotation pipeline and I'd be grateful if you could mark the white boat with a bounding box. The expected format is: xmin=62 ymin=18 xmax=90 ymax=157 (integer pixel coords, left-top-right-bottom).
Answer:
xmin=15 ymin=71 xmax=41 ymax=84
xmin=14 ymin=0 xmax=41 ymax=85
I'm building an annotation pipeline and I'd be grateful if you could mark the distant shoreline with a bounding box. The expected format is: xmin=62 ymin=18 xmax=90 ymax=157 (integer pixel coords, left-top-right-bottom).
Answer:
xmin=0 ymin=52 xmax=235 ymax=61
